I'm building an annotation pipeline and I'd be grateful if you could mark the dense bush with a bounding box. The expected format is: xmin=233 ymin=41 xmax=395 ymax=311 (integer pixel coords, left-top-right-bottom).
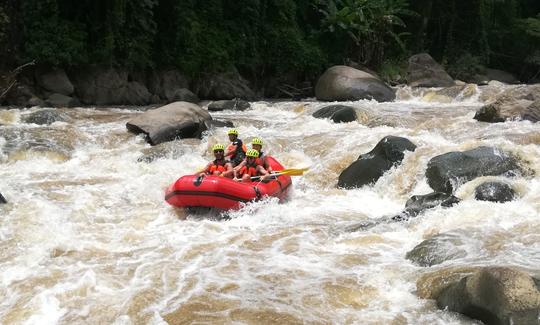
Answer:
xmin=3 ymin=0 xmax=539 ymax=82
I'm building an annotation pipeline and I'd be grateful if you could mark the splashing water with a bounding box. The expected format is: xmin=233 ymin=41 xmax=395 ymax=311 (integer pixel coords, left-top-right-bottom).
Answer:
xmin=1 ymin=85 xmax=539 ymax=324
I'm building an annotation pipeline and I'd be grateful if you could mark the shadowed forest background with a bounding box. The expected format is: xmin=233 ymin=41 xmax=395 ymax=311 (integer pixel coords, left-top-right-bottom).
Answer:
xmin=1 ymin=0 xmax=539 ymax=85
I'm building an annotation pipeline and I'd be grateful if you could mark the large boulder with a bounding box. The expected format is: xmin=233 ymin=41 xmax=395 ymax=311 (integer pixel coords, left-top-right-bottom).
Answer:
xmin=35 ymin=66 xmax=74 ymax=96
xmin=171 ymin=88 xmax=199 ymax=104
xmin=23 ymin=109 xmax=68 ymax=125
xmin=406 ymin=232 xmax=467 ymax=267
xmin=315 ymin=65 xmax=395 ymax=102
xmin=312 ymin=105 xmax=357 ymax=123
xmin=338 ymin=136 xmax=416 ymax=189
xmin=207 ymin=99 xmax=250 ymax=112
xmin=123 ymin=81 xmax=151 ymax=106
xmin=436 ymin=267 xmax=540 ymax=325
xmin=485 ymin=68 xmax=519 ymax=84
xmin=407 ymin=53 xmax=455 ymax=88
xmin=425 ymin=147 xmax=523 ymax=193
xmin=475 ymin=84 xmax=540 ymax=123
xmin=147 ymin=70 xmax=190 ymax=102
xmin=126 ymin=101 xmax=212 ymax=145
xmin=195 ymin=71 xmax=256 ymax=100
xmin=475 ymin=181 xmax=516 ymax=202
xmin=45 ymin=93 xmax=80 ymax=108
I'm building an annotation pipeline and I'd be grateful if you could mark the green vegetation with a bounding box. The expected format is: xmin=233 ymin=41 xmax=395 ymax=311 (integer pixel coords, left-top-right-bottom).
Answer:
xmin=1 ymin=0 xmax=539 ymax=82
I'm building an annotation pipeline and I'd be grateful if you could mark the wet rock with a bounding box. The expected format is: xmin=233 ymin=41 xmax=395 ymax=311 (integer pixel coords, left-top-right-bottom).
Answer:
xmin=425 ymin=147 xmax=523 ymax=193
xmin=123 ymin=81 xmax=151 ymax=105
xmin=195 ymin=71 xmax=256 ymax=100
xmin=338 ymin=136 xmax=416 ymax=189
xmin=407 ymin=53 xmax=455 ymax=88
xmin=475 ymin=181 xmax=516 ymax=202
xmin=393 ymin=192 xmax=460 ymax=220
xmin=27 ymin=96 xmax=45 ymax=107
xmin=35 ymin=66 xmax=74 ymax=95
xmin=208 ymin=99 xmax=250 ymax=112
xmin=23 ymin=109 xmax=68 ymax=125
xmin=45 ymin=93 xmax=80 ymax=108
xmin=436 ymin=267 xmax=540 ymax=325
xmin=126 ymin=101 xmax=212 ymax=145
xmin=315 ymin=65 xmax=395 ymax=102
xmin=312 ymin=105 xmax=357 ymax=123
xmin=137 ymin=141 xmax=186 ymax=163
xmin=147 ymin=70 xmax=190 ymax=102
xmin=485 ymin=68 xmax=519 ymax=84
xmin=406 ymin=232 xmax=467 ymax=267
xmin=203 ymin=120 xmax=234 ymax=130
xmin=522 ymin=100 xmax=540 ymax=122
xmin=1 ymin=128 xmax=76 ymax=160
xmin=475 ymin=85 xmax=540 ymax=122
xmin=171 ymin=88 xmax=199 ymax=104
xmin=0 ymin=192 xmax=6 ymax=204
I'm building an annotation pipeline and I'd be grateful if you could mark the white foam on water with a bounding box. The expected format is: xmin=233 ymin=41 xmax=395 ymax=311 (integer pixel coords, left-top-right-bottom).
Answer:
xmin=1 ymin=93 xmax=539 ymax=324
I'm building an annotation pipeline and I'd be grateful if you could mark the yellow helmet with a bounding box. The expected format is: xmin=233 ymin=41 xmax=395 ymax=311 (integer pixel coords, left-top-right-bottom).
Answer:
xmin=212 ymin=144 xmax=225 ymax=151
xmin=246 ymin=149 xmax=259 ymax=158
xmin=227 ymin=129 xmax=238 ymax=135
xmin=251 ymin=137 xmax=263 ymax=146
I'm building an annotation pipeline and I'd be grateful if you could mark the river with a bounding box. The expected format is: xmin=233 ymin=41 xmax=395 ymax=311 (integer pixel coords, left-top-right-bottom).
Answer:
xmin=1 ymin=84 xmax=539 ymax=324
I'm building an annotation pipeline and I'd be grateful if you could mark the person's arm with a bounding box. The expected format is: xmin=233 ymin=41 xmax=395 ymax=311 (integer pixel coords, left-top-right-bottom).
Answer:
xmin=198 ymin=162 xmax=211 ymax=176
xmin=232 ymin=163 xmax=243 ymax=180
xmin=224 ymin=144 xmax=236 ymax=157
xmin=257 ymin=165 xmax=270 ymax=180
xmin=263 ymin=157 xmax=273 ymax=173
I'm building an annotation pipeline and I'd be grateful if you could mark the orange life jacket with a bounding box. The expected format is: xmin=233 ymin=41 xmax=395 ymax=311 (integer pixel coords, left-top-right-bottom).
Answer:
xmin=255 ymin=151 xmax=265 ymax=166
xmin=208 ymin=159 xmax=227 ymax=174
xmin=238 ymin=163 xmax=258 ymax=177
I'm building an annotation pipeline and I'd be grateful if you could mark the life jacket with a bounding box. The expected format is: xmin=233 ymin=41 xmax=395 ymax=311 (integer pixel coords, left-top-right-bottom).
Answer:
xmin=255 ymin=151 xmax=265 ymax=166
xmin=227 ymin=139 xmax=247 ymax=166
xmin=238 ymin=162 xmax=258 ymax=177
xmin=207 ymin=159 xmax=227 ymax=174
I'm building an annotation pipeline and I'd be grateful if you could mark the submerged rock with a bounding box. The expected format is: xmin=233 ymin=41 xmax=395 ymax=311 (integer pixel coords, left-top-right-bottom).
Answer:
xmin=137 ymin=141 xmax=186 ymax=163
xmin=315 ymin=65 xmax=395 ymax=102
xmin=126 ymin=101 xmax=211 ymax=145
xmin=0 ymin=192 xmax=6 ymax=204
xmin=425 ymin=147 xmax=523 ymax=193
xmin=208 ymin=99 xmax=250 ymax=111
xmin=338 ymin=136 xmax=416 ymax=189
xmin=203 ymin=120 xmax=234 ymax=130
xmin=393 ymin=192 xmax=460 ymax=220
xmin=23 ymin=109 xmax=68 ymax=125
xmin=436 ymin=267 xmax=540 ymax=325
xmin=406 ymin=232 xmax=467 ymax=267
xmin=312 ymin=105 xmax=357 ymax=123
xmin=474 ymin=181 xmax=516 ymax=202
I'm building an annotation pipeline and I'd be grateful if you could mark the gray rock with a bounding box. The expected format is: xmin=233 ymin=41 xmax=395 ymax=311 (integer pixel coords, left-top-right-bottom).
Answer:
xmin=203 ymin=120 xmax=234 ymax=129
xmin=123 ymin=81 xmax=151 ymax=105
xmin=195 ymin=71 xmax=256 ymax=100
xmin=407 ymin=53 xmax=455 ymax=87
xmin=475 ymin=181 xmax=516 ymax=202
xmin=485 ymin=68 xmax=519 ymax=84
xmin=0 ymin=192 xmax=6 ymax=204
xmin=28 ymin=96 xmax=45 ymax=107
xmin=393 ymin=192 xmax=460 ymax=220
xmin=312 ymin=105 xmax=357 ymax=123
xmin=171 ymin=88 xmax=199 ymax=104
xmin=36 ymin=66 xmax=74 ymax=95
xmin=406 ymin=232 xmax=467 ymax=267
xmin=315 ymin=65 xmax=395 ymax=102
xmin=208 ymin=99 xmax=250 ymax=111
xmin=126 ymin=101 xmax=212 ymax=145
xmin=70 ymin=67 xmax=128 ymax=105
xmin=147 ymin=70 xmax=190 ymax=102
xmin=338 ymin=136 xmax=416 ymax=189
xmin=436 ymin=267 xmax=540 ymax=325
xmin=45 ymin=93 xmax=80 ymax=108
xmin=426 ymin=147 xmax=523 ymax=193
xmin=522 ymin=100 xmax=540 ymax=122
xmin=5 ymin=84 xmax=37 ymax=107
xmin=23 ymin=109 xmax=68 ymax=125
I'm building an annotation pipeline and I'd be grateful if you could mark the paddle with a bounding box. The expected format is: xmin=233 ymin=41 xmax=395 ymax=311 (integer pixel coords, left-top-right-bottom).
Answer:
xmin=250 ymin=167 xmax=309 ymax=181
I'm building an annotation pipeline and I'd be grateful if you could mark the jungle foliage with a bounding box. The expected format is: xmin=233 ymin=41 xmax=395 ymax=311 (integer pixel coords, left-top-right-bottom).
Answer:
xmin=1 ymin=0 xmax=539 ymax=81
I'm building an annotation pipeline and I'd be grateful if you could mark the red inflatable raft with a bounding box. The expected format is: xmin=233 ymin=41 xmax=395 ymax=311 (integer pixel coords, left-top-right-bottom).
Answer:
xmin=165 ymin=156 xmax=292 ymax=210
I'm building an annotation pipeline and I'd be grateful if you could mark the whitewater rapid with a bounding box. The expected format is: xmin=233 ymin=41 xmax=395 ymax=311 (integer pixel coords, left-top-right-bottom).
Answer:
xmin=1 ymin=85 xmax=539 ymax=324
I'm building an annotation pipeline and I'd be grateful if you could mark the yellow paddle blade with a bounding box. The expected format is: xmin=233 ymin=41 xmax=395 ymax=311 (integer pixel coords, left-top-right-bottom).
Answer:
xmin=274 ymin=167 xmax=309 ymax=176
